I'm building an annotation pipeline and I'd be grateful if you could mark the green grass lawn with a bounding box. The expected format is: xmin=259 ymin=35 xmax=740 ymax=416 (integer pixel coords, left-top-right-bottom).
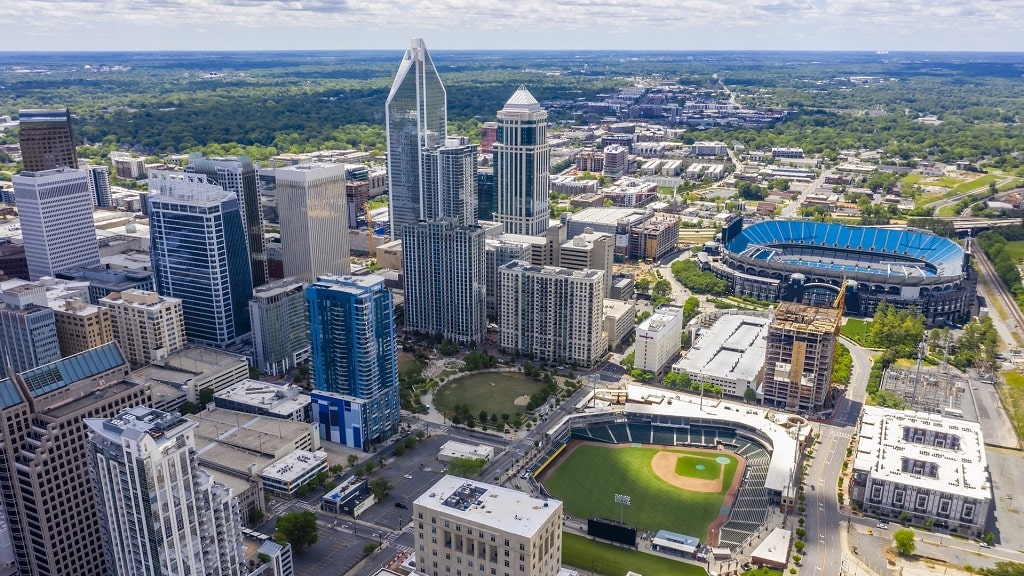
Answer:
xmin=840 ymin=318 xmax=872 ymax=346
xmin=742 ymin=569 xmax=783 ymax=576
xmin=1001 ymin=241 xmax=1024 ymax=263
xmin=397 ymin=352 xmax=423 ymax=375
xmin=544 ymin=445 xmax=736 ymax=537
xmin=901 ymin=173 xmax=923 ymax=187
xmin=432 ymin=372 xmax=546 ymax=418
xmin=675 ymin=455 xmax=723 ymax=481
xmin=954 ymin=174 xmax=998 ymax=193
xmin=1000 ymin=370 xmax=1024 ymax=439
xmin=562 ymin=533 xmax=707 ymax=576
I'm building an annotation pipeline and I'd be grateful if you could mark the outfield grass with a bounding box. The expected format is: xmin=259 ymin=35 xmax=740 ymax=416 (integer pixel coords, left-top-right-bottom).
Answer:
xmin=840 ymin=318 xmax=872 ymax=346
xmin=544 ymin=445 xmax=737 ymax=537
xmin=562 ymin=533 xmax=707 ymax=576
xmin=675 ymin=456 xmax=722 ymax=481
xmin=432 ymin=372 xmax=545 ymax=418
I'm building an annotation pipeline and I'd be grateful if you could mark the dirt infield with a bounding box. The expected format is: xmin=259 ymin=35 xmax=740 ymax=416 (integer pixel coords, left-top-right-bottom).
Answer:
xmin=650 ymin=451 xmax=723 ymax=493
xmin=540 ymin=439 xmax=746 ymax=545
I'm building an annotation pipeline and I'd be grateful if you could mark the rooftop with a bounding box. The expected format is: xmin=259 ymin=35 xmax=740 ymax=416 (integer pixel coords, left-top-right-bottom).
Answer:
xmin=638 ymin=306 xmax=682 ymax=334
xmin=260 ymin=449 xmax=326 ymax=483
xmin=88 ymin=405 xmax=193 ymax=445
xmin=568 ymin=207 xmax=649 ymax=227
xmin=415 ymin=476 xmax=561 ymax=538
xmin=772 ymin=302 xmax=841 ymax=334
xmin=500 ymin=260 xmax=604 ymax=280
xmin=214 ymin=379 xmax=309 ymax=417
xmin=674 ymin=313 xmax=769 ymax=384
xmin=501 ymin=86 xmax=542 ymax=113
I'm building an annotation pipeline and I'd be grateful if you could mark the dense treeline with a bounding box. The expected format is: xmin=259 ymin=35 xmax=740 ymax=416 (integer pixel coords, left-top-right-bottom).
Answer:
xmin=977 ymin=225 xmax=1024 ymax=309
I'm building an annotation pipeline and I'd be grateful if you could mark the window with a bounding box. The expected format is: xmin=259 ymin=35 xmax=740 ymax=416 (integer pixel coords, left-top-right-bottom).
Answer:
xmin=893 ymin=490 xmax=905 ymax=506
xmin=916 ymin=494 xmax=929 ymax=510
xmin=964 ymin=504 xmax=975 ymax=520
xmin=871 ymin=485 xmax=883 ymax=501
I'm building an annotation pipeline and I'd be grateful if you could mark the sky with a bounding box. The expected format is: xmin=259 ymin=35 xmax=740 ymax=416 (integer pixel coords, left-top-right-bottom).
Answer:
xmin=3 ymin=0 xmax=1024 ymax=52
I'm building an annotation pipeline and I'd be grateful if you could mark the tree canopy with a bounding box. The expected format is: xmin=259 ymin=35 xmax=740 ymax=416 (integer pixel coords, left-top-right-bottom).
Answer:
xmin=274 ymin=511 xmax=318 ymax=553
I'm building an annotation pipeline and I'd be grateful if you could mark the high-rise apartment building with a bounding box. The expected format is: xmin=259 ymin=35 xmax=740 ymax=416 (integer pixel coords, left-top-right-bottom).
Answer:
xmin=17 ymin=108 xmax=77 ymax=172
xmin=484 ymin=238 xmax=529 ymax=318
xmin=86 ymin=406 xmax=245 ymax=576
xmin=477 ymin=167 xmax=496 ymax=222
xmin=385 ymin=38 xmax=447 ymax=239
xmin=558 ymin=229 xmax=614 ymax=296
xmin=275 ymin=163 xmax=350 ymax=282
xmin=86 ymin=164 xmax=113 ymax=206
xmin=110 ymin=152 xmax=147 ymax=179
xmin=422 ymin=137 xmax=479 ymax=226
xmin=49 ymin=296 xmax=113 ymax=357
xmin=148 ymin=171 xmax=253 ymax=348
xmin=634 ymin=305 xmax=683 ymax=374
xmin=499 ymin=261 xmax=607 ymax=367
xmin=479 ymin=121 xmax=498 ymax=154
xmin=0 ymin=342 xmax=150 ymax=576
xmin=13 ymin=167 xmax=101 ymax=280
xmin=762 ymin=301 xmax=840 ymax=412
xmin=307 ymin=275 xmax=400 ymax=451
xmin=493 ymin=87 xmax=550 ymax=236
xmin=99 ymin=289 xmax=186 ymax=368
xmin=187 ymin=154 xmax=269 ymax=287
xmin=0 ymin=282 xmax=60 ymax=372
xmin=602 ymin=144 xmax=630 ymax=179
xmin=250 ymin=278 xmax=310 ymax=377
xmin=402 ymin=219 xmax=486 ymax=345
xmin=413 ymin=476 xmax=564 ymax=576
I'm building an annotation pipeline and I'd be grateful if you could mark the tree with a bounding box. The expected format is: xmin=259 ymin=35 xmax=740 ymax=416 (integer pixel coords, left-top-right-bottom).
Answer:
xmin=362 ymin=542 xmax=379 ymax=557
xmin=347 ymin=454 xmax=359 ymax=468
xmin=370 ymin=478 xmax=393 ymax=501
xmin=620 ymin=352 xmax=635 ymax=372
xmin=744 ymin=387 xmax=757 ymax=403
xmin=682 ymin=296 xmax=701 ymax=324
xmin=447 ymin=457 xmax=487 ymax=478
xmin=893 ymin=528 xmax=916 ymax=556
xmin=980 ymin=561 xmax=1024 ymax=575
xmin=275 ymin=511 xmax=319 ymax=553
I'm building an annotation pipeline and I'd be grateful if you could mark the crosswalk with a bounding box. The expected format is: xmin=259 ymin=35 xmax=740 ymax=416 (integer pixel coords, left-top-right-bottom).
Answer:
xmin=296 ymin=501 xmax=319 ymax=512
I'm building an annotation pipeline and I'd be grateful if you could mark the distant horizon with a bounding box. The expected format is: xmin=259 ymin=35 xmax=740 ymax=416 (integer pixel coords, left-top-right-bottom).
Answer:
xmin=0 ymin=48 xmax=1022 ymax=55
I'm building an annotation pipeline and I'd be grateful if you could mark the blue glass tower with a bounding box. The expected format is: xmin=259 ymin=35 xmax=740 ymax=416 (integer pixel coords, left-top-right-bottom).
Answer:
xmin=148 ymin=171 xmax=253 ymax=348
xmin=307 ymin=274 xmax=400 ymax=451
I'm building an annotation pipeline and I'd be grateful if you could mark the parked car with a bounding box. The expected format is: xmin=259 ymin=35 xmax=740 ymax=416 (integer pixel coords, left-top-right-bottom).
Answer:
xmin=395 ymin=502 xmax=408 ymax=509
xmin=876 ymin=522 xmax=889 ymax=530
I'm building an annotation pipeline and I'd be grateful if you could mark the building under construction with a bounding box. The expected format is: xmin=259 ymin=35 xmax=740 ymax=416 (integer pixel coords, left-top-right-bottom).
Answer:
xmin=762 ymin=301 xmax=841 ymax=412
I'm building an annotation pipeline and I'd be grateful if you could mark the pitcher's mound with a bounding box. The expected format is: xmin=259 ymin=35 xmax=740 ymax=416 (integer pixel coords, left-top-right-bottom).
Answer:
xmin=513 ymin=394 xmax=531 ymax=406
xmin=651 ymin=451 xmax=723 ymax=493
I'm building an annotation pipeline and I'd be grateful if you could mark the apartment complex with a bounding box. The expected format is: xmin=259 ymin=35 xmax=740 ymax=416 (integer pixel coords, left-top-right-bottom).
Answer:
xmin=762 ymin=302 xmax=840 ymax=412
xmin=86 ymin=406 xmax=245 ymax=576
xmin=274 ymin=163 xmax=351 ymax=282
xmin=249 ymin=278 xmax=310 ymax=376
xmin=49 ymin=296 xmax=113 ymax=357
xmin=413 ymin=476 xmax=563 ymax=576
xmin=402 ymin=219 xmax=487 ymax=345
xmin=484 ymin=238 xmax=529 ymax=318
xmin=0 ymin=342 xmax=150 ymax=576
xmin=16 ymin=108 xmax=77 ymax=172
xmin=602 ymin=144 xmax=630 ymax=178
xmin=634 ymin=305 xmax=683 ymax=374
xmin=558 ymin=230 xmax=613 ymax=296
xmin=422 ymin=137 xmax=479 ymax=225
xmin=499 ymin=261 xmax=607 ymax=367
xmin=99 ymin=289 xmax=186 ymax=368
xmin=493 ymin=87 xmax=550 ymax=236
xmin=86 ymin=164 xmax=113 ymax=207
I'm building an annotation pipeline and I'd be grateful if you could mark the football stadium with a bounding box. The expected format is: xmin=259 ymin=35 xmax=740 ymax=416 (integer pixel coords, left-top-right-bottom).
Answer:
xmin=703 ymin=218 xmax=975 ymax=325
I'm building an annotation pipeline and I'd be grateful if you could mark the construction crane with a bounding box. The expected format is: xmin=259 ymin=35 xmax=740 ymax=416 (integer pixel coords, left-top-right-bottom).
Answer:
xmin=364 ymin=203 xmax=376 ymax=258
xmin=832 ymin=278 xmax=849 ymax=314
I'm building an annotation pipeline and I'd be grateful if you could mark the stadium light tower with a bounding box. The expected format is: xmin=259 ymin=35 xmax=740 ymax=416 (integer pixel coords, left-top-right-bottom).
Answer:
xmin=614 ymin=493 xmax=631 ymax=524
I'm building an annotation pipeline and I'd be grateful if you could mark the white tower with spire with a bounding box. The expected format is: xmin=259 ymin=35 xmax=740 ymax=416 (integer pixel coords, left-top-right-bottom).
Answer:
xmin=493 ymin=86 xmax=550 ymax=236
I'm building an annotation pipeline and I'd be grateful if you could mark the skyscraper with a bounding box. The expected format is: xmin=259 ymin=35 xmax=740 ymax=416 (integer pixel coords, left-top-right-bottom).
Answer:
xmin=86 ymin=406 xmax=245 ymax=576
xmin=385 ymin=38 xmax=447 ymax=239
xmin=250 ymin=278 xmax=310 ymax=377
xmin=0 ymin=342 xmax=150 ymax=576
xmin=307 ymin=275 xmax=399 ymax=451
xmin=17 ymin=108 xmax=77 ymax=172
xmin=187 ymin=154 xmax=269 ymax=287
xmin=493 ymin=86 xmax=551 ymax=236
xmin=402 ymin=219 xmax=486 ymax=345
xmin=421 ymin=137 xmax=479 ymax=226
xmin=0 ymin=282 xmax=60 ymax=372
xmin=14 ymin=167 xmax=101 ymax=279
xmin=275 ymin=163 xmax=350 ymax=282
xmin=86 ymin=164 xmax=113 ymax=206
xmin=148 ymin=171 xmax=253 ymax=348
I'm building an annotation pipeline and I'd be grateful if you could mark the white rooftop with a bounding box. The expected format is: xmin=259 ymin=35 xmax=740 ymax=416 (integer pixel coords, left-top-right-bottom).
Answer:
xmin=854 ymin=406 xmax=989 ymax=499
xmin=214 ymin=379 xmax=310 ymax=418
xmin=260 ymin=449 xmax=326 ymax=484
xmin=638 ymin=305 xmax=682 ymax=335
xmin=750 ymin=528 xmax=792 ymax=566
xmin=502 ymin=86 xmax=542 ymax=112
xmin=673 ymin=313 xmax=769 ymax=384
xmin=414 ymin=476 xmax=561 ymax=538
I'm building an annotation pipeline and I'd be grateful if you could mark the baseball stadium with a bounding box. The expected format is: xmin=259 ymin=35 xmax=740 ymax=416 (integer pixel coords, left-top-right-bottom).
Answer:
xmin=703 ymin=218 xmax=975 ymax=325
xmin=534 ymin=383 xmax=810 ymax=555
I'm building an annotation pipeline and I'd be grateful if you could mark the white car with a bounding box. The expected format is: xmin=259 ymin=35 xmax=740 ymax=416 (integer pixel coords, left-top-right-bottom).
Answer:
xmin=876 ymin=522 xmax=889 ymax=530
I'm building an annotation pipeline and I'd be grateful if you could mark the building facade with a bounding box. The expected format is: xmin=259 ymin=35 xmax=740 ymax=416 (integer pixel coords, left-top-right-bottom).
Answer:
xmin=14 ymin=168 xmax=101 ymax=280
xmin=634 ymin=305 xmax=683 ymax=374
xmin=275 ymin=163 xmax=351 ymax=282
xmin=148 ymin=171 xmax=253 ymax=348
xmin=86 ymin=165 xmax=113 ymax=207
xmin=499 ymin=261 xmax=607 ymax=367
xmin=187 ymin=154 xmax=269 ymax=288
xmin=0 ymin=342 xmax=150 ymax=576
xmin=413 ymin=476 xmax=564 ymax=576
xmin=402 ymin=219 xmax=487 ymax=345
xmin=762 ymin=302 xmax=840 ymax=412
xmin=485 ymin=238 xmax=529 ymax=319
xmin=0 ymin=282 xmax=60 ymax=373
xmin=558 ymin=230 xmax=614 ymax=296
xmin=307 ymin=275 xmax=400 ymax=451
xmin=99 ymin=289 xmax=186 ymax=368
xmin=385 ymin=38 xmax=447 ymax=240
xmin=493 ymin=87 xmax=550 ymax=236
xmin=50 ymin=296 xmax=113 ymax=357
xmin=86 ymin=406 xmax=245 ymax=576
xmin=250 ymin=278 xmax=310 ymax=377
xmin=17 ymin=108 xmax=77 ymax=172
xmin=602 ymin=144 xmax=630 ymax=179
xmin=421 ymin=137 xmax=479 ymax=226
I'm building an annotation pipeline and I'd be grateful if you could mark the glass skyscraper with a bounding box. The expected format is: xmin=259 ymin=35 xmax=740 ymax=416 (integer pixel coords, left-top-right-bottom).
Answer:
xmin=17 ymin=108 xmax=77 ymax=172
xmin=493 ymin=86 xmax=551 ymax=236
xmin=385 ymin=38 xmax=447 ymax=240
xmin=307 ymin=275 xmax=399 ymax=451
xmin=148 ymin=171 xmax=253 ymax=348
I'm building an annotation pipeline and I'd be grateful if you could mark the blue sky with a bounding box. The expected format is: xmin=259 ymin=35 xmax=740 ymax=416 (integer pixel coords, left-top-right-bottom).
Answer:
xmin=4 ymin=0 xmax=1023 ymax=52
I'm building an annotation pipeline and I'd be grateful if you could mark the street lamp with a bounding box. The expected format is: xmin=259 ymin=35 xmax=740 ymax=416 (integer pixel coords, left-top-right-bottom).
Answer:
xmin=614 ymin=493 xmax=631 ymax=524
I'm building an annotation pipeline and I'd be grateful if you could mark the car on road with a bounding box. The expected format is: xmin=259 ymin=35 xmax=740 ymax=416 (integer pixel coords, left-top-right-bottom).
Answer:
xmin=876 ymin=522 xmax=889 ymax=530
xmin=394 ymin=502 xmax=408 ymax=509
xmin=403 ymin=474 xmax=413 ymax=479
xmin=979 ymin=541 xmax=991 ymax=548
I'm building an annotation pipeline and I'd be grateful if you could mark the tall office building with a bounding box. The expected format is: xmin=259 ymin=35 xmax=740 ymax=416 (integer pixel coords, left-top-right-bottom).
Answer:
xmin=49 ymin=296 xmax=114 ymax=357
xmin=385 ymin=38 xmax=447 ymax=239
xmin=14 ymin=167 xmax=101 ymax=280
xmin=477 ymin=167 xmax=496 ymax=222
xmin=0 ymin=282 xmax=60 ymax=372
xmin=402 ymin=219 xmax=486 ymax=345
xmin=17 ymin=108 xmax=77 ymax=172
xmin=86 ymin=406 xmax=245 ymax=576
xmin=275 ymin=163 xmax=350 ymax=282
xmin=421 ymin=137 xmax=479 ymax=226
xmin=493 ymin=87 xmax=550 ymax=236
xmin=250 ymin=278 xmax=310 ymax=377
xmin=187 ymin=154 xmax=269 ymax=287
xmin=99 ymin=289 xmax=186 ymax=368
xmin=602 ymin=144 xmax=630 ymax=179
xmin=86 ymin=164 xmax=113 ymax=206
xmin=148 ymin=171 xmax=253 ymax=348
xmin=499 ymin=261 xmax=607 ymax=367
xmin=0 ymin=342 xmax=150 ymax=576
xmin=307 ymin=275 xmax=400 ymax=451
xmin=558 ymin=229 xmax=614 ymax=296
xmin=762 ymin=301 xmax=841 ymax=412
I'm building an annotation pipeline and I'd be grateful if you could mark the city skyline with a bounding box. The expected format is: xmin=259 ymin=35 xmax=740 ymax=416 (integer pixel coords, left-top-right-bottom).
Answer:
xmin=3 ymin=1 xmax=1023 ymax=53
